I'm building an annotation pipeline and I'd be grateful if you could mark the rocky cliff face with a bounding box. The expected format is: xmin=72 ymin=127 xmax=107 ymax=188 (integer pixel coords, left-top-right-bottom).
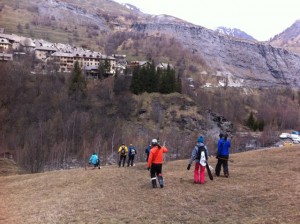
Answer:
xmin=132 ymin=23 xmax=300 ymax=88
xmin=270 ymin=20 xmax=300 ymax=55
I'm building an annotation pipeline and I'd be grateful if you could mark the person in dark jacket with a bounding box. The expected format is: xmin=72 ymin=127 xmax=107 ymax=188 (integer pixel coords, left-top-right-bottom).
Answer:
xmin=89 ymin=152 xmax=100 ymax=169
xmin=145 ymin=144 xmax=151 ymax=162
xmin=127 ymin=144 xmax=137 ymax=166
xmin=215 ymin=133 xmax=231 ymax=177
xmin=187 ymin=136 xmax=209 ymax=184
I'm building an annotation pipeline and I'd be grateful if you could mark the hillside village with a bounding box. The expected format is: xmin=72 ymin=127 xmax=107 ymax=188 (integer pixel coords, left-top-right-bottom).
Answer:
xmin=0 ymin=29 xmax=173 ymax=77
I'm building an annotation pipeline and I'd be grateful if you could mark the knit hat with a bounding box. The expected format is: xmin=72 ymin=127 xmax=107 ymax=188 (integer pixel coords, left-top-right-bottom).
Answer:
xmin=197 ymin=136 xmax=204 ymax=143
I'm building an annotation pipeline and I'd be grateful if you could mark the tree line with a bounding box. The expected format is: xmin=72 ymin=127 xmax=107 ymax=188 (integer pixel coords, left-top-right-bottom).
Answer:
xmin=130 ymin=62 xmax=181 ymax=94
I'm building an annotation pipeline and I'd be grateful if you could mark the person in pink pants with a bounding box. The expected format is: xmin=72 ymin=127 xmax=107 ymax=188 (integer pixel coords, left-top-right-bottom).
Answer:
xmin=187 ymin=136 xmax=209 ymax=184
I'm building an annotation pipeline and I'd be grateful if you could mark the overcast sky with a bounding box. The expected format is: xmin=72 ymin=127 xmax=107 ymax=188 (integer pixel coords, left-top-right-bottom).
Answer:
xmin=114 ymin=0 xmax=300 ymax=41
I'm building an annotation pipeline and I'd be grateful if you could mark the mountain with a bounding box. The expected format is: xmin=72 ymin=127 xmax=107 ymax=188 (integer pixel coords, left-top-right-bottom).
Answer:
xmin=269 ymin=20 xmax=300 ymax=54
xmin=1 ymin=0 xmax=300 ymax=88
xmin=132 ymin=22 xmax=300 ymax=87
xmin=215 ymin=26 xmax=257 ymax=41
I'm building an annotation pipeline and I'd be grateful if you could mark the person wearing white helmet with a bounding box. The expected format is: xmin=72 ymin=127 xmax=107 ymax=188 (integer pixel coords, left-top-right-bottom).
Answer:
xmin=147 ymin=138 xmax=168 ymax=188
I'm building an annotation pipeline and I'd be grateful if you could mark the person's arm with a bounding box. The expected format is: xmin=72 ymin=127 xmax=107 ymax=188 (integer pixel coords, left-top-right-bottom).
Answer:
xmin=147 ymin=150 xmax=153 ymax=168
xmin=162 ymin=146 xmax=168 ymax=153
xmin=188 ymin=147 xmax=197 ymax=165
xmin=217 ymin=140 xmax=222 ymax=156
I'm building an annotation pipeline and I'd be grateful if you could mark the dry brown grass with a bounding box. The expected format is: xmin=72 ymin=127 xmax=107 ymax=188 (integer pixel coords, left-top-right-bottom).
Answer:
xmin=0 ymin=146 xmax=299 ymax=224
xmin=0 ymin=158 xmax=26 ymax=176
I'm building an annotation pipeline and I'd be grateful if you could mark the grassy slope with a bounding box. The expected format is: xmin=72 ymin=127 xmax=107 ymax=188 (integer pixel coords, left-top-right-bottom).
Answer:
xmin=0 ymin=158 xmax=25 ymax=176
xmin=0 ymin=146 xmax=299 ymax=224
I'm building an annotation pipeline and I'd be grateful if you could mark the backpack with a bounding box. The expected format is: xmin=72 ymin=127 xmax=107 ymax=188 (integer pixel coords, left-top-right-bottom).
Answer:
xmin=131 ymin=149 xmax=136 ymax=155
xmin=121 ymin=147 xmax=126 ymax=155
xmin=196 ymin=145 xmax=207 ymax=160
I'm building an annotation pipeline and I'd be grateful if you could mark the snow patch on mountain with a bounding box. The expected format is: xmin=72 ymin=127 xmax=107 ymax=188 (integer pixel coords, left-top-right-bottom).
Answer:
xmin=216 ymin=27 xmax=257 ymax=41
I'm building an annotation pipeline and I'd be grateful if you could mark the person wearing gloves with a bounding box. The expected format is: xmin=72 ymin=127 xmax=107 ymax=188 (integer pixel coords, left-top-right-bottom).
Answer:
xmin=147 ymin=139 xmax=168 ymax=188
xmin=187 ymin=136 xmax=208 ymax=184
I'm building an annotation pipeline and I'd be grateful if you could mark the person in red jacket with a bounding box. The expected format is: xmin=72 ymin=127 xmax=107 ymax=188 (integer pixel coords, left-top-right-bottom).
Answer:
xmin=147 ymin=139 xmax=168 ymax=188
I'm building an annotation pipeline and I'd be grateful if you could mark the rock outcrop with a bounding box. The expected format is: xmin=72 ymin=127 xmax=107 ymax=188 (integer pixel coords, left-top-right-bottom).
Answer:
xmin=132 ymin=23 xmax=300 ymax=88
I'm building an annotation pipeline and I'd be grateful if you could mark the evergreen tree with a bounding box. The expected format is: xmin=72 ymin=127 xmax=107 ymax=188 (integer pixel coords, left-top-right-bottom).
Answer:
xmin=130 ymin=67 xmax=143 ymax=94
xmin=69 ymin=60 xmax=87 ymax=99
xmin=130 ymin=61 xmax=178 ymax=95
xmin=98 ymin=61 xmax=105 ymax=79
xmin=159 ymin=65 xmax=176 ymax=94
xmin=98 ymin=59 xmax=111 ymax=79
xmin=145 ymin=61 xmax=158 ymax=93
xmin=246 ymin=112 xmax=255 ymax=130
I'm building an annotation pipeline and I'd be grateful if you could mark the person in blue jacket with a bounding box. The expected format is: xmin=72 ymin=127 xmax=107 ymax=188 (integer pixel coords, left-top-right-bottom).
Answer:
xmin=89 ymin=152 xmax=100 ymax=169
xmin=127 ymin=144 xmax=137 ymax=166
xmin=145 ymin=144 xmax=151 ymax=162
xmin=215 ymin=133 xmax=231 ymax=177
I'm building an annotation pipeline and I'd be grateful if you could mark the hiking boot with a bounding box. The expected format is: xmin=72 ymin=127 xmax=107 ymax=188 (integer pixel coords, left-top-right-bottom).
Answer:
xmin=151 ymin=178 xmax=157 ymax=188
xmin=158 ymin=175 xmax=164 ymax=188
xmin=224 ymin=173 xmax=229 ymax=178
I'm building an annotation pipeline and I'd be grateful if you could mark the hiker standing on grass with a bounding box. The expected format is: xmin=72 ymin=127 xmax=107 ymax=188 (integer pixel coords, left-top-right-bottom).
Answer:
xmin=187 ymin=136 xmax=208 ymax=184
xmin=215 ymin=133 xmax=231 ymax=177
xmin=127 ymin=144 xmax=137 ymax=167
xmin=147 ymin=139 xmax=168 ymax=188
xmin=118 ymin=143 xmax=128 ymax=167
xmin=89 ymin=152 xmax=100 ymax=169
xmin=145 ymin=144 xmax=151 ymax=162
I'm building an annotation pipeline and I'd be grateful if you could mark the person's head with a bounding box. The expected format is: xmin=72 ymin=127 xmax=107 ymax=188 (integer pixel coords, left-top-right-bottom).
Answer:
xmin=224 ymin=133 xmax=228 ymax=140
xmin=197 ymin=136 xmax=204 ymax=143
xmin=219 ymin=133 xmax=224 ymax=139
xmin=151 ymin=139 xmax=158 ymax=146
xmin=93 ymin=152 xmax=96 ymax=155
xmin=130 ymin=143 xmax=133 ymax=146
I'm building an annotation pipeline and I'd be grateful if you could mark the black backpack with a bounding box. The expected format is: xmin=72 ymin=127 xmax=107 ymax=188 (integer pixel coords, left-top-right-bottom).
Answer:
xmin=121 ymin=147 xmax=126 ymax=155
xmin=196 ymin=145 xmax=207 ymax=160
